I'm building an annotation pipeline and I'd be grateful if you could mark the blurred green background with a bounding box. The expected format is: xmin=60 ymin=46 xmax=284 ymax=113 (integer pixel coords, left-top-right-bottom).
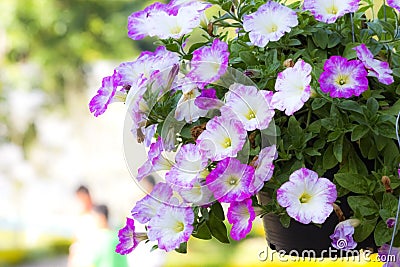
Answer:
xmin=0 ymin=0 xmax=388 ymax=266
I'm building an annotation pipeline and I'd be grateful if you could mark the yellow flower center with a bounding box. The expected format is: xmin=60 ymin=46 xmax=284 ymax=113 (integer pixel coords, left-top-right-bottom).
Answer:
xmin=228 ymin=176 xmax=238 ymax=186
xmin=267 ymin=23 xmax=278 ymax=33
xmin=327 ymin=5 xmax=338 ymax=15
xmin=299 ymin=192 xmax=312 ymax=203
xmin=246 ymin=109 xmax=256 ymax=120
xmin=335 ymin=74 xmax=349 ymax=86
xmin=223 ymin=137 xmax=231 ymax=148
xmin=170 ymin=26 xmax=182 ymax=34
xmin=174 ymin=222 xmax=184 ymax=233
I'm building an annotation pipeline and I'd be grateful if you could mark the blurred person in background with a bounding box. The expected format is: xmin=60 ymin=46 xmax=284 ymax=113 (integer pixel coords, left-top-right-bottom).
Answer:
xmin=68 ymin=185 xmax=97 ymax=267
xmin=90 ymin=204 xmax=128 ymax=267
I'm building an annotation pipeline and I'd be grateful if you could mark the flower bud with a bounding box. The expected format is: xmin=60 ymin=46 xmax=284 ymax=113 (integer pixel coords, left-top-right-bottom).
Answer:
xmin=386 ymin=217 xmax=396 ymax=228
xmin=382 ymin=175 xmax=393 ymax=193
xmin=283 ymin=58 xmax=294 ymax=68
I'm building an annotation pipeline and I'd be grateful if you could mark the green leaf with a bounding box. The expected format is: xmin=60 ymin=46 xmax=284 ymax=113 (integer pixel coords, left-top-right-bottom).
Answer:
xmin=343 ymin=43 xmax=358 ymax=59
xmin=150 ymin=245 xmax=158 ymax=252
xmin=280 ymin=213 xmax=291 ymax=228
xmin=347 ymin=196 xmax=379 ymax=217
xmin=221 ymin=1 xmax=232 ymax=12
xmin=333 ymin=134 xmax=344 ymax=162
xmin=354 ymin=218 xmax=377 ymax=242
xmin=334 ymin=173 xmax=370 ymax=194
xmin=211 ymin=202 xmax=225 ymax=221
xmin=239 ymin=51 xmax=258 ymax=66
xmin=312 ymin=29 xmax=329 ymax=49
xmin=192 ymin=222 xmax=212 ymax=240
xmin=382 ymin=193 xmax=399 ymax=216
xmin=327 ymin=131 xmax=341 ymax=142
xmin=165 ymin=43 xmax=181 ymax=53
xmin=327 ymin=32 xmax=341 ymax=48
xmin=351 ymin=125 xmax=369 ymax=141
xmin=377 ymin=122 xmax=397 ymax=139
xmin=206 ymin=212 xmax=230 ymax=244
xmin=323 ymin=144 xmax=338 ymax=169
xmin=374 ymin=220 xmax=393 ymax=246
xmin=175 ymin=242 xmax=187 ymax=254
xmin=367 ymin=98 xmax=379 ymax=115
xmin=337 ymin=100 xmax=363 ymax=114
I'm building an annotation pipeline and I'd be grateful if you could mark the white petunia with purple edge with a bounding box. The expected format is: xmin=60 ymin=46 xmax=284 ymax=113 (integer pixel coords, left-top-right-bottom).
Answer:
xmin=186 ymin=39 xmax=229 ymax=89
xmin=196 ymin=115 xmax=247 ymax=161
xmin=221 ymin=83 xmax=275 ymax=131
xmin=303 ymin=0 xmax=360 ymax=24
xmin=277 ymin=168 xmax=337 ymax=224
xmin=89 ymin=73 xmax=118 ymax=117
xmin=166 ymin=143 xmax=208 ymax=188
xmin=227 ymin=199 xmax=256 ymax=241
xmin=388 ymin=0 xmax=400 ymax=11
xmin=243 ymin=1 xmax=298 ymax=48
xmin=206 ymin=158 xmax=254 ymax=203
xmin=354 ymin=44 xmax=394 ymax=85
xmin=319 ymin=56 xmax=368 ymax=98
xmin=271 ymin=60 xmax=312 ymax=116
xmin=115 ymin=218 xmax=147 ymax=255
xmin=147 ymin=205 xmax=194 ymax=252
xmin=250 ymin=145 xmax=277 ymax=194
xmin=131 ymin=182 xmax=174 ymax=224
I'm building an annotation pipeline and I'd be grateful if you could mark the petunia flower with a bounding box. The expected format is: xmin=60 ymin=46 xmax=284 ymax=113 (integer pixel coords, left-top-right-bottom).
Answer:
xmin=303 ymin=0 xmax=360 ymax=24
xmin=187 ymin=39 xmax=230 ymax=89
xmin=250 ymin=145 xmax=277 ymax=194
xmin=378 ymin=244 xmax=400 ymax=267
xmin=115 ymin=217 xmax=147 ymax=255
xmin=137 ymin=137 xmax=173 ymax=181
xmin=127 ymin=1 xmax=210 ymax=41
xmin=165 ymin=143 xmax=209 ymax=188
xmin=221 ymin=83 xmax=275 ymax=131
xmin=131 ymin=182 xmax=174 ymax=224
xmin=243 ymin=2 xmax=298 ymax=47
xmin=194 ymin=88 xmax=223 ymax=110
xmin=354 ymin=44 xmax=394 ymax=85
xmin=196 ymin=115 xmax=247 ymax=161
xmin=277 ymin=167 xmax=337 ymax=224
xmin=319 ymin=56 xmax=368 ymax=98
xmin=271 ymin=60 xmax=312 ymax=115
xmin=386 ymin=217 xmax=396 ymax=229
xmin=206 ymin=158 xmax=254 ymax=203
xmin=147 ymin=205 xmax=194 ymax=252
xmin=174 ymin=79 xmax=208 ymax=123
xmin=387 ymin=0 xmax=400 ymax=12
xmin=227 ymin=198 xmax=256 ymax=241
xmin=89 ymin=74 xmax=118 ymax=117
xmin=330 ymin=219 xmax=359 ymax=251
xmin=176 ymin=180 xmax=214 ymax=206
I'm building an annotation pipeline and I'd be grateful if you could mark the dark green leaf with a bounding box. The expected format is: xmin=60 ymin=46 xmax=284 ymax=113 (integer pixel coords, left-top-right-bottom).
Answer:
xmin=351 ymin=125 xmax=369 ymax=141
xmin=374 ymin=220 xmax=393 ymax=246
xmin=367 ymin=98 xmax=379 ymax=115
xmin=338 ymin=100 xmax=363 ymax=114
xmin=280 ymin=213 xmax=291 ymax=228
xmin=354 ymin=218 xmax=377 ymax=242
xmin=323 ymin=144 xmax=338 ymax=169
xmin=150 ymin=245 xmax=158 ymax=252
xmin=206 ymin=213 xmax=230 ymax=244
xmin=239 ymin=51 xmax=258 ymax=66
xmin=334 ymin=173 xmax=369 ymax=194
xmin=347 ymin=196 xmax=379 ymax=216
xmin=333 ymin=134 xmax=344 ymax=162
xmin=211 ymin=202 xmax=225 ymax=221
xmin=175 ymin=242 xmax=187 ymax=254
xmin=192 ymin=222 xmax=212 ymax=240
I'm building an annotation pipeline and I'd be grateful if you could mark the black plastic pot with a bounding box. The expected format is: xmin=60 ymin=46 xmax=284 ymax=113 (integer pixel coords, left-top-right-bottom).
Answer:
xmin=258 ymin=191 xmax=376 ymax=257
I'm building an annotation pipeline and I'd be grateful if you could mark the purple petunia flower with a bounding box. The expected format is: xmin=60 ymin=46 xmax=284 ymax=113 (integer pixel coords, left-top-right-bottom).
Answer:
xmin=271 ymin=60 xmax=312 ymax=115
xmin=147 ymin=205 xmax=194 ymax=252
xmin=330 ymin=219 xmax=359 ymax=251
xmin=277 ymin=168 xmax=337 ymax=224
xmin=174 ymin=78 xmax=208 ymax=123
xmin=243 ymin=1 xmax=298 ymax=47
xmin=227 ymin=198 xmax=256 ymax=241
xmin=196 ymin=115 xmax=247 ymax=161
xmin=250 ymin=145 xmax=277 ymax=194
xmin=136 ymin=137 xmax=173 ymax=181
xmin=127 ymin=1 xmax=210 ymax=41
xmin=176 ymin=179 xmax=214 ymax=206
xmin=379 ymin=244 xmax=400 ymax=267
xmin=166 ymin=143 xmax=208 ymax=188
xmin=354 ymin=44 xmax=394 ymax=85
xmin=115 ymin=218 xmax=147 ymax=255
xmin=206 ymin=158 xmax=254 ymax=203
xmin=388 ymin=0 xmax=400 ymax=12
xmin=89 ymin=73 xmax=118 ymax=117
xmin=319 ymin=56 xmax=368 ymax=98
xmin=187 ymin=39 xmax=230 ymax=89
xmin=221 ymin=83 xmax=275 ymax=131
xmin=303 ymin=0 xmax=360 ymax=24
xmin=386 ymin=218 xmax=396 ymax=229
xmin=131 ymin=182 xmax=174 ymax=224
xmin=194 ymin=88 xmax=223 ymax=110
